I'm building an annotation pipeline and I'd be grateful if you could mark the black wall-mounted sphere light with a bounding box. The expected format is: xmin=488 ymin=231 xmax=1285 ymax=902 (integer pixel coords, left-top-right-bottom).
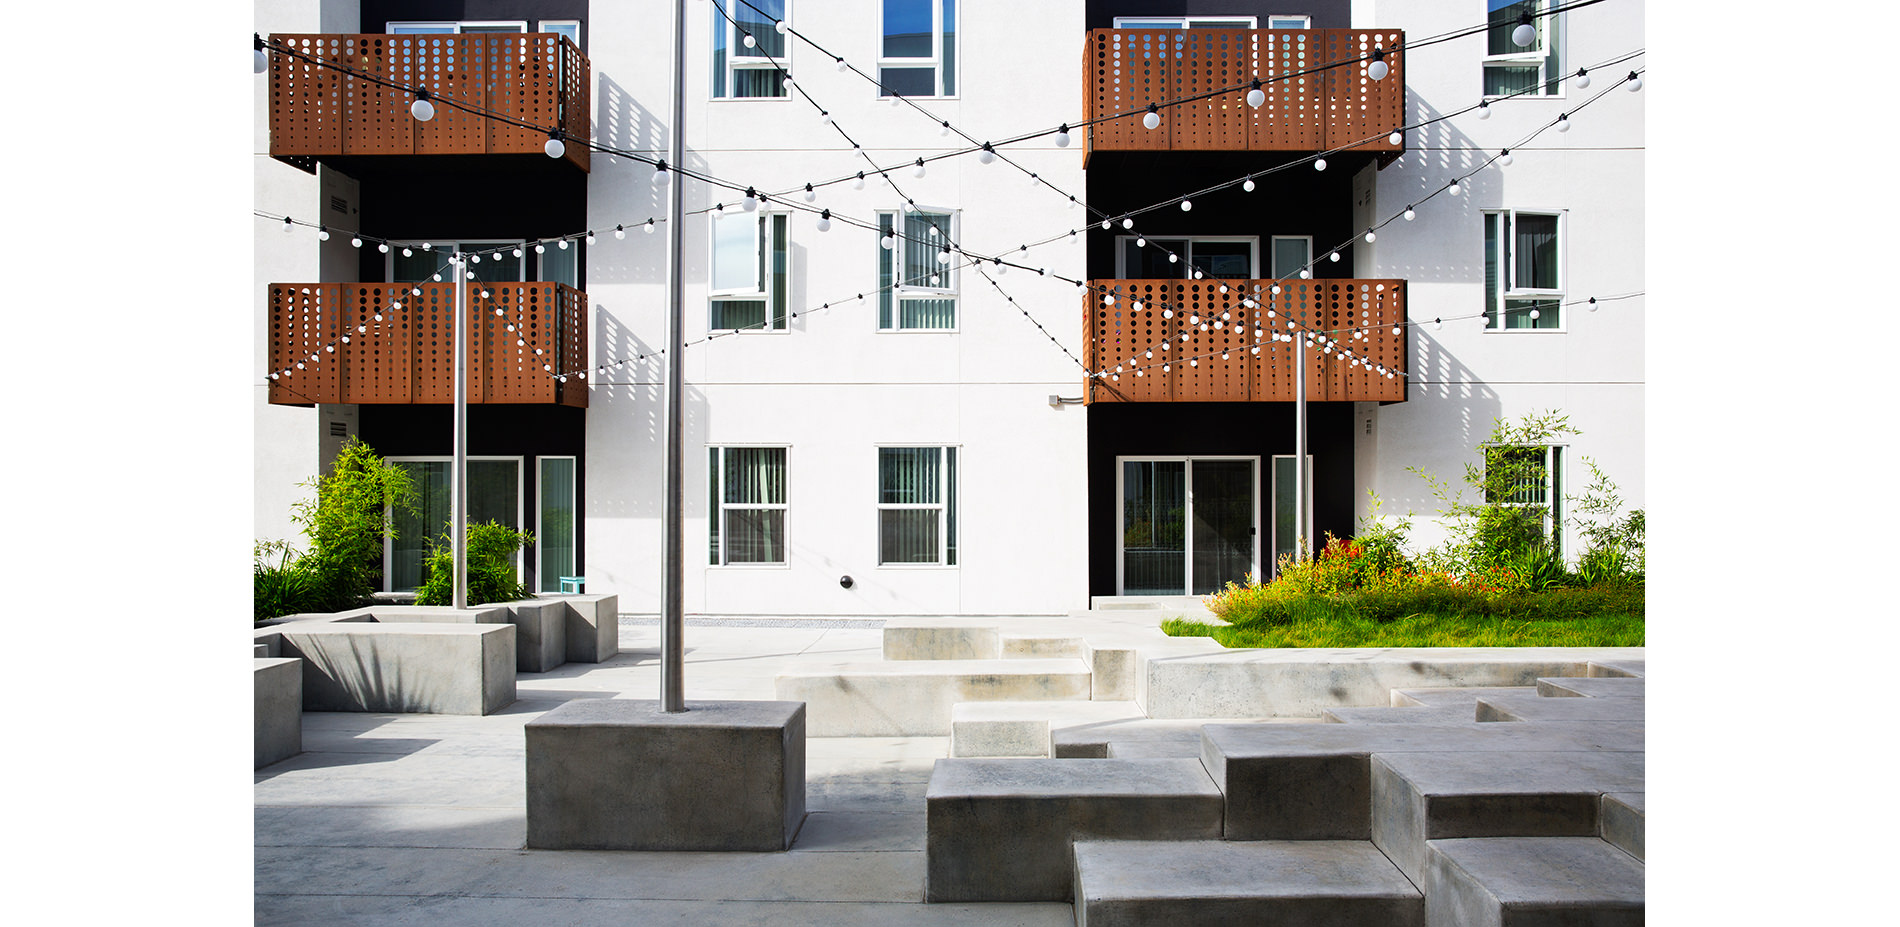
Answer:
xmin=839 ymin=575 xmax=855 ymax=589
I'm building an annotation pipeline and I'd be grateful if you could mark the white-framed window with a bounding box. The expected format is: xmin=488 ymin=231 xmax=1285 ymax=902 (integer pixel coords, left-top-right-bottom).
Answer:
xmin=384 ymin=456 xmax=524 ymax=593
xmin=710 ymin=446 xmax=788 ymax=566
xmin=388 ymin=241 xmax=529 ymax=284
xmin=387 ymin=20 xmax=528 ymax=34
xmin=1112 ymin=16 xmax=1258 ymax=28
xmin=1270 ymin=235 xmax=1314 ymax=279
xmin=1483 ymin=0 xmax=1562 ymax=97
xmin=1267 ymin=15 xmax=1312 ymax=29
xmin=877 ymin=208 xmax=959 ymax=330
xmin=878 ymin=446 xmax=958 ymax=566
xmin=1116 ymin=236 xmax=1258 ymax=279
xmin=710 ymin=212 xmax=789 ymax=331
xmin=880 ymin=0 xmax=957 ymax=97
xmin=1483 ymin=444 xmax=1565 ymax=554
xmin=538 ymin=20 xmax=581 ymax=44
xmin=1483 ymin=210 xmax=1564 ymax=330
xmin=714 ymin=0 xmax=789 ymax=98
xmin=536 ymin=456 xmax=577 ymax=594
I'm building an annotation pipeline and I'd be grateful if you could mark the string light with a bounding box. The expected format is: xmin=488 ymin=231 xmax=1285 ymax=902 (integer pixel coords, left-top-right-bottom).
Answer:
xmin=410 ymin=90 xmax=435 ymax=122
xmin=1575 ymin=68 xmax=1591 ymax=89
xmin=1367 ymin=47 xmax=1389 ymax=81
xmin=544 ymin=130 xmax=565 ymax=159
xmin=1143 ymin=104 xmax=1160 ymax=130
xmin=1314 ymin=158 xmax=1327 ymax=171
xmin=1246 ymin=79 xmax=1265 ymax=108
xmin=1055 ymin=124 xmax=1071 ymax=147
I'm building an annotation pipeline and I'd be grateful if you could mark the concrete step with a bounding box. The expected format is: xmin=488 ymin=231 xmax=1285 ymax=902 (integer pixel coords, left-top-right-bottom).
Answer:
xmin=1202 ymin=722 xmax=1646 ymax=841
xmin=1391 ymin=686 xmax=1536 ymax=708
xmin=1588 ymin=659 xmax=1645 ymax=678
xmin=1600 ymin=792 xmax=1645 ymax=862
xmin=881 ymin=618 xmax=1001 ymax=660
xmin=950 ymin=700 xmax=1146 ymax=757
xmin=1371 ymin=750 xmax=1646 ymax=884
xmin=776 ymin=658 xmax=1093 ymax=736
xmin=1323 ymin=705 xmax=1478 ymax=724
xmin=1052 ymin=717 xmax=1315 ymax=759
xmin=1001 ymin=634 xmax=1087 ymax=659
xmin=1073 ymin=839 xmax=1423 ymax=927
xmin=1476 ymin=693 xmax=1646 ymax=723
xmin=1425 ymin=837 xmax=1644 ymax=926
xmin=925 ymin=757 xmax=1225 ymax=902
xmin=1536 ymin=676 xmax=1646 ymax=698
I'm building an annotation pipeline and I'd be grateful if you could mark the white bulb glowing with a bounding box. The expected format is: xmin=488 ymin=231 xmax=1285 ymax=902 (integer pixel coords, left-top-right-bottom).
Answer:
xmin=545 ymin=137 xmax=565 ymax=158
xmin=742 ymin=34 xmax=756 ymax=48
xmin=1389 ymin=129 xmax=1402 ymax=145
xmin=1368 ymin=59 xmax=1389 ymax=81
xmin=411 ymin=98 xmax=435 ymax=121
xmin=1314 ymin=158 xmax=1327 ymax=171
xmin=1404 ymin=207 xmax=1416 ymax=221
xmin=1242 ymin=178 xmax=1255 ymax=192
xmin=1143 ymin=110 xmax=1161 ymax=130
xmin=1365 ymin=231 xmax=1376 ymax=243
xmin=1055 ymin=128 xmax=1071 ymax=147
xmin=1180 ymin=200 xmax=1192 ymax=211
xmin=1246 ymin=87 xmax=1265 ymax=108
xmin=1513 ymin=23 xmax=1536 ymax=47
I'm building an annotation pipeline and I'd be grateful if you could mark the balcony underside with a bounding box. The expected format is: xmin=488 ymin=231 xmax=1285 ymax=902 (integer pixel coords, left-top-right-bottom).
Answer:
xmin=1084 ymin=279 xmax=1406 ymax=404
xmin=267 ymin=282 xmax=587 ymax=408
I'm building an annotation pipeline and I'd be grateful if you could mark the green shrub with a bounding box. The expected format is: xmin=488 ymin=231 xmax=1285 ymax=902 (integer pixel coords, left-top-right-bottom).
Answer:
xmin=290 ymin=439 xmax=417 ymax=611
xmin=415 ymin=521 xmax=534 ymax=606
xmin=254 ymin=540 xmax=320 ymax=623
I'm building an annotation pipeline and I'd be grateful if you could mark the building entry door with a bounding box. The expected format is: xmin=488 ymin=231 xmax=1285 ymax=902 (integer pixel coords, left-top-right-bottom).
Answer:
xmin=1117 ymin=457 xmax=1259 ymax=595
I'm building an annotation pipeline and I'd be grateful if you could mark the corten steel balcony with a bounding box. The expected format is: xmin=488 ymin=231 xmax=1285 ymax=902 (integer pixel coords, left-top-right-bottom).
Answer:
xmin=268 ymin=33 xmax=591 ymax=172
xmin=1085 ymin=28 xmax=1404 ymax=163
xmin=267 ymin=282 xmax=587 ymax=407
xmin=1084 ymin=279 xmax=1406 ymax=404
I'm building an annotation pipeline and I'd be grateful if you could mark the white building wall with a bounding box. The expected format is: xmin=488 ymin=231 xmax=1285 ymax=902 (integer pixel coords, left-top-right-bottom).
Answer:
xmin=583 ymin=0 xmax=1090 ymax=614
xmin=1362 ymin=0 xmax=1645 ymax=558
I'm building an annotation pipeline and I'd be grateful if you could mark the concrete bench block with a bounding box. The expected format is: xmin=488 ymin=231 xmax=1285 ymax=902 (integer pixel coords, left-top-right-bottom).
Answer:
xmin=525 ymin=699 xmax=805 ymax=851
xmin=1203 ymin=722 xmax=1645 ymax=841
xmin=356 ymin=605 xmax=513 ymax=625
xmin=1536 ymin=677 xmax=1645 ymax=699
xmin=1002 ymin=635 xmax=1087 ymax=659
xmin=1600 ymin=792 xmax=1644 ymax=862
xmin=776 ymin=659 xmax=1092 ymax=736
xmin=1587 ymin=659 xmax=1645 ymax=678
xmin=1074 ymin=839 xmax=1423 ymax=927
xmin=278 ymin=623 xmax=516 ymax=715
xmin=1323 ymin=705 xmax=1478 ymax=724
xmin=544 ymin=593 xmax=618 ymax=663
xmin=1053 ymin=717 xmax=1307 ymax=759
xmin=925 ymin=758 xmax=1224 ymax=902
xmin=1089 ymin=647 xmax=1138 ymax=701
xmin=1425 ymin=837 xmax=1644 ymax=927
xmin=254 ymin=657 xmax=302 ymax=768
xmin=951 ymin=701 xmax=1146 ymax=758
xmin=1392 ymin=686 xmax=1536 ymax=708
xmin=1371 ymin=750 xmax=1645 ymax=884
xmin=882 ymin=619 xmax=1002 ymax=660
xmin=1477 ymin=694 xmax=1645 ymax=723
xmin=254 ymin=642 xmax=269 ymax=658
xmin=499 ymin=599 xmax=567 ymax=673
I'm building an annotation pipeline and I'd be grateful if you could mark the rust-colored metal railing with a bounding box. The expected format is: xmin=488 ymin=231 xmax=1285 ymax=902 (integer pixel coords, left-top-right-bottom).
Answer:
xmin=267 ymin=282 xmax=588 ymax=407
xmin=1084 ymin=279 xmax=1406 ymax=403
xmin=268 ymin=33 xmax=591 ymax=171
xmin=1084 ymin=28 xmax=1404 ymax=162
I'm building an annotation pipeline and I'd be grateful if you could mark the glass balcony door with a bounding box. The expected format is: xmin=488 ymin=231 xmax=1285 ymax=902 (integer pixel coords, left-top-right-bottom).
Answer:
xmin=1119 ymin=457 xmax=1259 ymax=595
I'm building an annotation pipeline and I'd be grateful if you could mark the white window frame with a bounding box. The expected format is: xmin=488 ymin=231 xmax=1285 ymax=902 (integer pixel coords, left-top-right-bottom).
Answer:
xmin=1481 ymin=0 xmax=1563 ymax=98
xmin=1114 ymin=235 xmax=1259 ymax=279
xmin=709 ymin=445 xmax=791 ymax=568
xmin=709 ymin=211 xmax=789 ymax=332
xmin=1266 ymin=15 xmax=1312 ymax=29
xmin=1483 ymin=209 xmax=1566 ymax=332
xmin=387 ymin=240 xmax=529 ymax=283
xmin=878 ymin=0 xmax=958 ymax=98
xmin=382 ymin=455 xmax=525 ymax=593
xmin=387 ymin=20 xmax=529 ymax=33
xmin=714 ymin=0 xmax=791 ymax=100
xmin=1269 ymin=235 xmax=1315 ymax=279
xmin=537 ymin=20 xmax=581 ymax=44
xmin=876 ymin=445 xmax=959 ymax=568
xmin=1112 ymin=16 xmax=1259 ymax=28
xmin=535 ymin=456 xmax=578 ymax=594
xmin=1114 ymin=455 xmax=1261 ymax=596
xmin=879 ymin=207 xmax=960 ymax=332
xmin=1482 ymin=443 xmax=1566 ymax=554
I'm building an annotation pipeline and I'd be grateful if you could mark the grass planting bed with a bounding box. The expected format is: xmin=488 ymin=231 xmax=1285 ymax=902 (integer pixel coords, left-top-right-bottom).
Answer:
xmin=1163 ymin=585 xmax=1645 ymax=649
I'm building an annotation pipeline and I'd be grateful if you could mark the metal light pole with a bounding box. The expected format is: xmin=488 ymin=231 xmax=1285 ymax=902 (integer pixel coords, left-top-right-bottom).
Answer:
xmin=659 ymin=0 xmax=689 ymax=712
xmin=451 ymin=253 xmax=469 ymax=610
xmin=1293 ymin=335 xmax=1309 ymax=561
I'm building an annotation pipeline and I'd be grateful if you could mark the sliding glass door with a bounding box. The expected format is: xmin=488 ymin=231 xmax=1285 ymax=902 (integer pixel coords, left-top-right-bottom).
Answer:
xmin=1118 ymin=457 xmax=1259 ymax=595
xmin=386 ymin=457 xmax=523 ymax=593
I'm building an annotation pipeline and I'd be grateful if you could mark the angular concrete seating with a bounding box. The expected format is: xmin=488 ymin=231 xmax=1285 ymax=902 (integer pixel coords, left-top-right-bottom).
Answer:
xmin=949 ymin=700 xmax=1145 ymax=757
xmin=1600 ymin=792 xmax=1645 ymax=861
xmin=882 ymin=619 xmax=1001 ymax=660
xmin=254 ymin=657 xmax=302 ymax=768
xmin=1052 ymin=717 xmax=1314 ymax=759
xmin=548 ymin=593 xmax=619 ymax=663
xmin=1001 ymin=634 xmax=1087 ymax=659
xmin=1322 ymin=705 xmax=1477 ymax=724
xmin=1370 ymin=749 xmax=1646 ymax=883
xmin=1202 ymin=722 xmax=1645 ymax=840
xmin=1073 ymin=839 xmax=1423 ymax=927
xmin=498 ymin=599 xmax=566 ymax=672
xmin=925 ymin=757 xmax=1224 ymax=902
xmin=776 ymin=658 xmax=1092 ymax=736
xmin=1536 ymin=676 xmax=1646 ymax=698
xmin=1390 ymin=686 xmax=1537 ymax=708
xmin=1588 ymin=659 xmax=1645 ymax=678
xmin=276 ymin=622 xmax=515 ymax=715
xmin=525 ymin=699 xmax=805 ymax=851
xmin=1424 ymin=837 xmax=1644 ymax=926
xmin=1476 ymin=693 xmax=1646 ymax=722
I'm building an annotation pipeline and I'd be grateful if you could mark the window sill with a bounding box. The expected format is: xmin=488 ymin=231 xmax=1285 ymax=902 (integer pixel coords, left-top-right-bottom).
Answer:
xmin=707 ymin=562 xmax=793 ymax=570
xmin=878 ymin=328 xmax=961 ymax=334
xmin=876 ymin=563 xmax=960 ymax=570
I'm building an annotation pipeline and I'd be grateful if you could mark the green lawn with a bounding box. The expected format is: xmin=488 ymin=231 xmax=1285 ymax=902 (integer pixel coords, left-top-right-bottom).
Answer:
xmin=1162 ymin=611 xmax=1645 ymax=649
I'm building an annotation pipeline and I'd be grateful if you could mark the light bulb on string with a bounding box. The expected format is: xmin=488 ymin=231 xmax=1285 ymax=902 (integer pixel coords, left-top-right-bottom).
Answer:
xmin=1575 ymin=68 xmax=1591 ymax=89
xmin=880 ymin=233 xmax=895 ymax=250
xmin=316 ymin=225 xmax=330 ymax=241
xmin=979 ymin=143 xmax=995 ymax=164
xmin=1588 ymin=297 xmax=1599 ymax=312
xmin=535 ymin=243 xmax=546 ymax=254
xmin=1364 ymin=231 xmax=1376 ymax=243
xmin=1389 ymin=129 xmax=1403 ymax=145
xmin=1627 ymin=72 xmax=1643 ymax=91
xmin=614 ymin=225 xmax=625 ymax=240
xmin=815 ymin=209 xmax=832 ymax=232
xmin=282 ymin=216 xmax=294 ymax=233
xmin=1242 ymin=176 xmax=1256 ymax=192
xmin=1246 ymin=79 xmax=1265 ymax=108
xmin=819 ymin=110 xmax=831 ymax=124
xmin=1143 ymin=104 xmax=1160 ymax=130
xmin=1299 ymin=268 xmax=1311 ymax=279
xmin=914 ymin=158 xmax=927 ymax=178
xmin=801 ymin=183 xmax=816 ymax=202
xmin=936 ymin=245 xmax=951 ymax=265
xmin=835 ymin=56 xmax=847 ymax=71
xmin=1055 ymin=124 xmax=1071 ymax=147
xmin=652 ymin=160 xmax=670 ymax=185
xmin=1404 ymin=206 xmax=1416 ymax=221
xmin=743 ymin=187 xmax=759 ymax=211
xmin=1180 ymin=200 xmax=1192 ymax=211
xmin=402 ymin=247 xmax=413 ymax=257
xmin=378 ymin=242 xmax=390 ymax=253
xmin=1477 ymin=101 xmax=1491 ymax=119
xmin=544 ymin=130 xmax=565 ymax=158
xmin=558 ymin=239 xmax=569 ymax=250
xmin=1168 ymin=254 xmax=1178 ymax=264
xmin=1512 ymin=13 xmax=1536 ymax=47
xmin=1122 ymin=218 xmax=1134 ymax=229
xmin=585 ymin=231 xmax=597 ymax=245
xmin=1329 ymin=251 xmax=1340 ymax=262
xmin=781 ymin=76 xmax=794 ymax=93
xmin=1314 ymin=158 xmax=1327 ymax=171
xmin=1556 ymin=113 xmax=1569 ymax=132
xmin=742 ymin=33 xmax=756 ymax=48
xmin=1498 ymin=149 xmax=1513 ymax=167
xmin=411 ymin=91 xmax=435 ymax=121
xmin=254 ymin=38 xmax=269 ymax=74
xmin=853 ymin=172 xmax=866 ymax=190
xmin=1447 ymin=178 xmax=1462 ymax=196
xmin=645 ymin=219 xmax=656 ymax=233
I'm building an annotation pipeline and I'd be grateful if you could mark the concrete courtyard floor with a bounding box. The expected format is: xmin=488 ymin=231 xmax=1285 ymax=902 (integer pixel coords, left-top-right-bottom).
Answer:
xmin=255 ymin=620 xmax=1073 ymax=926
